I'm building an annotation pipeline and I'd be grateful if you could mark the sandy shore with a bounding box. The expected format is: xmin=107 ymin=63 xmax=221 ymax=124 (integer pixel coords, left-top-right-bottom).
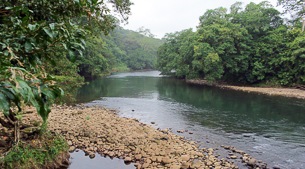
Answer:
xmin=1 ymin=105 xmax=269 ymax=169
xmin=187 ymin=79 xmax=305 ymax=100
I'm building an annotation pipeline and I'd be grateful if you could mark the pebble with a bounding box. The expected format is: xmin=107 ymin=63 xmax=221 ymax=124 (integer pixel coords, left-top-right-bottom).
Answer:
xmin=181 ymin=154 xmax=190 ymax=161
xmin=18 ymin=105 xmax=249 ymax=169
xmin=124 ymin=157 xmax=132 ymax=162
xmin=247 ymin=158 xmax=257 ymax=166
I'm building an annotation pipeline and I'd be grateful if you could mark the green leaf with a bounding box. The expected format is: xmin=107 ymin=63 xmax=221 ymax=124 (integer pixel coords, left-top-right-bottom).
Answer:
xmin=80 ymin=39 xmax=86 ymax=46
xmin=62 ymin=43 xmax=68 ymax=50
xmin=28 ymin=24 xmax=36 ymax=31
xmin=49 ymin=23 xmax=55 ymax=30
xmin=25 ymin=41 xmax=32 ymax=52
xmin=0 ymin=92 xmax=10 ymax=116
xmin=15 ymin=78 xmax=34 ymax=103
xmin=43 ymin=27 xmax=54 ymax=38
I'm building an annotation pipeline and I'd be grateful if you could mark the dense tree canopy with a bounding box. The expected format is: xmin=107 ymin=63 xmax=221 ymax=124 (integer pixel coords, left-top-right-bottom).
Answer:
xmin=56 ymin=27 xmax=163 ymax=81
xmin=157 ymin=1 xmax=305 ymax=86
xmin=0 ymin=0 xmax=132 ymax=142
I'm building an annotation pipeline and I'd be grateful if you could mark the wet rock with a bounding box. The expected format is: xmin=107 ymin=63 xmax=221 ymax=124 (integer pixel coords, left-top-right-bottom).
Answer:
xmin=177 ymin=130 xmax=184 ymax=133
xmin=243 ymin=133 xmax=253 ymax=137
xmin=124 ymin=157 xmax=132 ymax=162
xmin=69 ymin=146 xmax=76 ymax=153
xmin=89 ymin=153 xmax=95 ymax=159
xmin=247 ymin=158 xmax=257 ymax=166
xmin=230 ymin=155 xmax=237 ymax=159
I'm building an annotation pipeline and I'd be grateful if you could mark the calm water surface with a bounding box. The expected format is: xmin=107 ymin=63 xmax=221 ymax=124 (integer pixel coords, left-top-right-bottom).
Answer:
xmin=72 ymin=71 xmax=305 ymax=169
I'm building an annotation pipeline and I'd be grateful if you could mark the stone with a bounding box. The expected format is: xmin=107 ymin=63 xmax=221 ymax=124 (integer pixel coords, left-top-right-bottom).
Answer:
xmin=191 ymin=161 xmax=202 ymax=168
xmin=69 ymin=146 xmax=76 ymax=153
xmin=242 ymin=156 xmax=248 ymax=163
xmin=206 ymin=160 xmax=213 ymax=166
xmin=20 ymin=105 xmax=257 ymax=169
xmin=162 ymin=157 xmax=172 ymax=164
xmin=230 ymin=155 xmax=237 ymax=159
xmin=89 ymin=153 xmax=95 ymax=159
xmin=67 ymin=140 xmax=73 ymax=146
xmin=181 ymin=162 xmax=190 ymax=169
xmin=108 ymin=152 xmax=115 ymax=157
xmin=135 ymin=154 xmax=142 ymax=160
xmin=181 ymin=155 xmax=190 ymax=161
xmin=170 ymin=164 xmax=181 ymax=169
xmin=142 ymin=163 xmax=150 ymax=168
xmin=247 ymin=158 xmax=257 ymax=166
xmin=124 ymin=157 xmax=132 ymax=162
xmin=156 ymin=156 xmax=163 ymax=163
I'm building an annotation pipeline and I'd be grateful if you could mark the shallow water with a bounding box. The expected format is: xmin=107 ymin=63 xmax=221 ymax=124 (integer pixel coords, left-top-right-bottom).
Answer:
xmin=75 ymin=71 xmax=305 ymax=169
xmin=68 ymin=150 xmax=134 ymax=169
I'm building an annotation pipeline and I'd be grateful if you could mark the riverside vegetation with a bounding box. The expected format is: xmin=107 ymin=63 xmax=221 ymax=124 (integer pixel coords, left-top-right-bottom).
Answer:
xmin=0 ymin=0 xmax=133 ymax=168
xmin=157 ymin=1 xmax=305 ymax=87
xmin=0 ymin=0 xmax=304 ymax=169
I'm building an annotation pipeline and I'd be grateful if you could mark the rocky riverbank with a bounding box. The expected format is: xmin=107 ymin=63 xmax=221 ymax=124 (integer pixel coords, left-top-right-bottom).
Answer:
xmin=187 ymin=79 xmax=305 ymax=100
xmin=14 ymin=105 xmax=269 ymax=169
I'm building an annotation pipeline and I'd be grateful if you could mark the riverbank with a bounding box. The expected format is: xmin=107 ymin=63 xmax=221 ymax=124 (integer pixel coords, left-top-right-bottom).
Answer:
xmin=187 ymin=79 xmax=305 ymax=100
xmin=12 ymin=105 xmax=269 ymax=169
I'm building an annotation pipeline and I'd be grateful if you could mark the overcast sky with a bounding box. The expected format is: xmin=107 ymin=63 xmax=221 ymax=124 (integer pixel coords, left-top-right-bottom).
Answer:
xmin=122 ymin=0 xmax=279 ymax=38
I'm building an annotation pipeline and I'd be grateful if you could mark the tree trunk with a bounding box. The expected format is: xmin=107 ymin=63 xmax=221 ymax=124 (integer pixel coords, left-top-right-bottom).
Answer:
xmin=4 ymin=110 xmax=21 ymax=144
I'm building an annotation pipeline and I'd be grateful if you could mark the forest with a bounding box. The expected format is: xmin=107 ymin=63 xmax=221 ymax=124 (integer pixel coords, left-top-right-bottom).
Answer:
xmin=157 ymin=1 xmax=305 ymax=86
xmin=55 ymin=27 xmax=163 ymax=81
xmin=0 ymin=0 xmax=304 ymax=168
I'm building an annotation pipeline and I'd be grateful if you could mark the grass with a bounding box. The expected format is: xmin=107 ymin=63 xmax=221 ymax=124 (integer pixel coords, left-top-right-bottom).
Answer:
xmin=0 ymin=132 xmax=68 ymax=169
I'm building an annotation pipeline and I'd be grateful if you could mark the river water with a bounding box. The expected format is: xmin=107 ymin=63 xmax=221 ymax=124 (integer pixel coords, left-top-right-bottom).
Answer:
xmin=71 ymin=71 xmax=305 ymax=169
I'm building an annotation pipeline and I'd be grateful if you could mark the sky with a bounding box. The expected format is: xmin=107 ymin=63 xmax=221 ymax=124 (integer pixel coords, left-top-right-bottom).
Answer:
xmin=122 ymin=0 xmax=279 ymax=38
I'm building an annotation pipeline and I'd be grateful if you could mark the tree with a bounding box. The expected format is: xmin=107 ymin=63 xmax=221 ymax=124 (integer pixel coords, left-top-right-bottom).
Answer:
xmin=137 ymin=26 xmax=155 ymax=38
xmin=157 ymin=29 xmax=196 ymax=78
xmin=0 ymin=0 xmax=132 ymax=143
xmin=278 ymin=0 xmax=305 ymax=31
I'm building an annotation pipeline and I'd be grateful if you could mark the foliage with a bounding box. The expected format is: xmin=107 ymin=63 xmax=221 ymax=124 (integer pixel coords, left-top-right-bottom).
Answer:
xmin=110 ymin=27 xmax=163 ymax=70
xmin=277 ymin=0 xmax=305 ymax=30
xmin=0 ymin=0 xmax=132 ymax=142
xmin=157 ymin=1 xmax=305 ymax=86
xmin=157 ymin=29 xmax=197 ymax=78
xmin=0 ymin=133 xmax=68 ymax=169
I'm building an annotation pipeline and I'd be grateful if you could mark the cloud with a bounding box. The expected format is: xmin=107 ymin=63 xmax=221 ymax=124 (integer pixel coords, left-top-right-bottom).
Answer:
xmin=123 ymin=0 xmax=278 ymax=38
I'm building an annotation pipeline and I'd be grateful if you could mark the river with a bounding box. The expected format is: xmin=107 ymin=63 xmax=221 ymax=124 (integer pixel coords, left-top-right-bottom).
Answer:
xmin=70 ymin=71 xmax=305 ymax=169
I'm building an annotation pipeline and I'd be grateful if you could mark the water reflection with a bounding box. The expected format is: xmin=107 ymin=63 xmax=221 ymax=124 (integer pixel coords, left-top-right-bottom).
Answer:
xmin=156 ymin=78 xmax=305 ymax=143
xmin=68 ymin=151 xmax=134 ymax=169
xmin=78 ymin=73 xmax=305 ymax=144
xmin=76 ymin=71 xmax=305 ymax=168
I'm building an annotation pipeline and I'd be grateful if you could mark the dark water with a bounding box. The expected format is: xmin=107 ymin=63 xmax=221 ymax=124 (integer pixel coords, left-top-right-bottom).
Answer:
xmin=73 ymin=71 xmax=305 ymax=169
